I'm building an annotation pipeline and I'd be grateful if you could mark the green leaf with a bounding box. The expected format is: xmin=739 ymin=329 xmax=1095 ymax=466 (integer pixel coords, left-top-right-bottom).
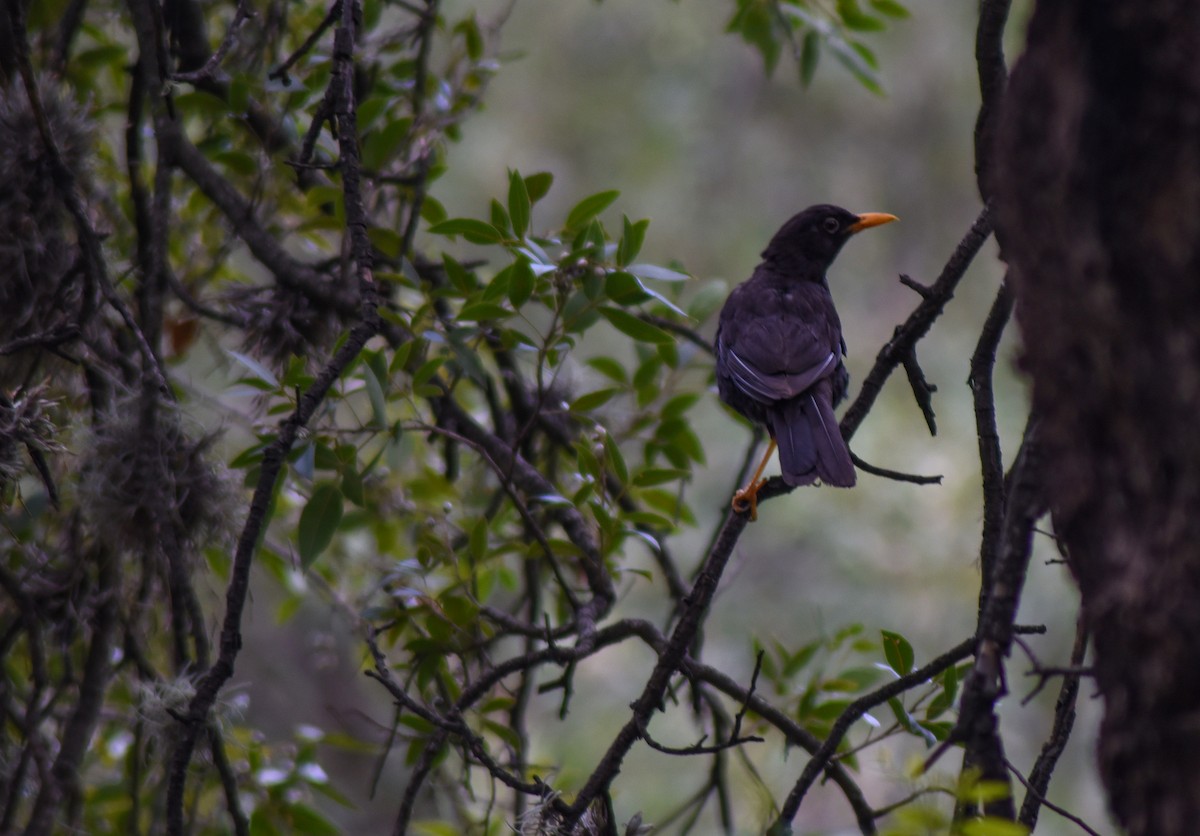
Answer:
xmin=607 ymin=271 xmax=689 ymax=317
xmin=656 ymin=418 xmax=706 ymax=464
xmin=368 ymin=226 xmax=403 ymax=259
xmin=726 ymin=0 xmax=783 ymax=76
xmin=888 ymin=696 xmax=938 ymax=747
xmin=285 ymin=804 xmax=340 ymax=836
xmin=587 ymin=356 xmax=628 ymax=384
xmin=524 ymin=172 xmax=554 ymax=204
xmin=412 ymin=822 xmax=464 ymax=836
xmin=420 ymin=196 xmax=447 ymax=226
xmin=73 ymin=45 xmax=127 ymax=71
xmin=213 ymin=150 xmax=258 ymax=178
xmin=457 ymin=301 xmax=511 ymax=322
xmin=362 ymin=117 xmax=413 ymax=170
xmin=960 ymin=818 xmax=1029 ymax=836
xmin=482 ymin=718 xmax=523 ymax=749
xmin=227 ymin=350 xmax=280 ymax=389
xmin=565 ymin=190 xmax=620 ymax=232
xmin=800 ymin=29 xmax=820 ymax=87
xmin=507 ymin=258 xmax=535 ymax=308
xmin=927 ymin=662 xmax=960 ymax=720
xmin=467 ymin=518 xmax=488 ymax=562
xmin=428 ymin=218 xmax=504 ymax=244
xmin=598 ymin=307 xmax=675 ymax=345
xmin=230 ymin=439 xmax=268 ymax=469
xmin=837 ymin=0 xmax=885 ymax=31
xmin=412 ymin=356 xmax=443 ymax=386
xmin=782 ymin=641 xmax=821 ymax=678
xmin=602 ymin=432 xmax=629 ymax=485
xmin=810 ymin=699 xmax=851 ymax=721
xmin=627 ymin=263 xmax=690 ymax=282
xmin=174 ymin=90 xmax=231 ymax=117
xmin=362 ymin=363 xmax=388 ymax=428
xmin=298 ymin=483 xmax=344 ymax=567
xmin=881 ymin=629 xmax=914 ymax=675
xmin=828 ymin=36 xmax=884 ymax=94
xmin=570 ymin=388 xmax=620 ymax=413
xmin=662 ymin=392 xmax=700 ymax=419
xmin=507 ymin=170 xmax=531 ymax=238
xmin=616 ymin=216 xmax=649 ymax=266
xmin=341 ymin=466 xmax=364 ymax=506
xmin=850 ymin=40 xmax=880 ymax=70
xmin=641 ymin=487 xmax=697 ymax=526
xmin=820 ymin=666 xmax=881 ymax=692
xmin=941 ymin=659 xmax=959 ymax=700
xmin=482 ymin=263 xmax=513 ymax=301
xmin=687 ymin=279 xmax=729 ymax=322
xmin=869 ymin=0 xmax=910 ymax=16
xmin=605 ymin=271 xmax=651 ymax=306
xmin=490 ymin=199 xmax=511 ymax=235
xmin=455 ymin=13 xmax=484 ymax=59
xmin=250 ymin=807 xmax=282 ymax=836
xmin=357 ymin=96 xmax=388 ymax=132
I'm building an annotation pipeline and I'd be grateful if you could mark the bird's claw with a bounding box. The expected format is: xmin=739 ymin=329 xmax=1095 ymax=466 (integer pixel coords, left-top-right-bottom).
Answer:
xmin=731 ymin=479 xmax=766 ymax=522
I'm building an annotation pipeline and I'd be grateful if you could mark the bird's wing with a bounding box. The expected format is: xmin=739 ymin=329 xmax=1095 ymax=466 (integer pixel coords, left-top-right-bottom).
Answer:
xmin=718 ymin=319 xmax=837 ymax=405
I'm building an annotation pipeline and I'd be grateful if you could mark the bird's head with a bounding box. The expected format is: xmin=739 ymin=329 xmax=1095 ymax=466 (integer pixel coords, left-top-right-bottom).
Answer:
xmin=762 ymin=204 xmax=897 ymax=276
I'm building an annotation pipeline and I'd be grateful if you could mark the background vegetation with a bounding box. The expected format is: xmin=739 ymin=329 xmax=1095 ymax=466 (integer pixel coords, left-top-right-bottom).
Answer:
xmin=0 ymin=0 xmax=1113 ymax=834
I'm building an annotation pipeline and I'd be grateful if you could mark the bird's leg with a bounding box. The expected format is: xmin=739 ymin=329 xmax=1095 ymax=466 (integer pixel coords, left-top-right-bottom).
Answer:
xmin=731 ymin=439 xmax=777 ymax=522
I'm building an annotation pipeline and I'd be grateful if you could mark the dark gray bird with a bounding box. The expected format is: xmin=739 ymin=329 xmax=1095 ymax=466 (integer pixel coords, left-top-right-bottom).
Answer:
xmin=715 ymin=204 xmax=897 ymax=519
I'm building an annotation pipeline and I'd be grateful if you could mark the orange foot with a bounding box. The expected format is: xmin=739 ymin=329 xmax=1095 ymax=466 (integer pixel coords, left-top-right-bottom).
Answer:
xmin=731 ymin=478 xmax=766 ymax=522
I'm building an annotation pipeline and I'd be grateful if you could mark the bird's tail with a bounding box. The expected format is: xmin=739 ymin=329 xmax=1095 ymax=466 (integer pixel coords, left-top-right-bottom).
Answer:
xmin=771 ymin=388 xmax=856 ymax=488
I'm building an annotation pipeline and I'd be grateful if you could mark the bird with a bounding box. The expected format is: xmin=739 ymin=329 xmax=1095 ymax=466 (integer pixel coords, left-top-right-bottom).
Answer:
xmin=715 ymin=204 xmax=897 ymax=520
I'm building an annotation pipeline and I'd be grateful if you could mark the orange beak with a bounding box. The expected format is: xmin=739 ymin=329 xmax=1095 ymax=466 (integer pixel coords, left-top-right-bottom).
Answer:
xmin=847 ymin=212 xmax=899 ymax=234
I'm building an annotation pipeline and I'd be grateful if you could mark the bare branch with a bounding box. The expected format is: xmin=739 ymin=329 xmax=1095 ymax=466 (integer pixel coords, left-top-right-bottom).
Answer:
xmin=840 ymin=204 xmax=993 ymax=443
xmin=850 ymin=452 xmax=942 ymax=485
xmin=1019 ymin=616 xmax=1090 ymax=830
xmin=169 ymin=0 xmax=255 ymax=83
xmin=969 ymin=280 xmax=1013 ymax=604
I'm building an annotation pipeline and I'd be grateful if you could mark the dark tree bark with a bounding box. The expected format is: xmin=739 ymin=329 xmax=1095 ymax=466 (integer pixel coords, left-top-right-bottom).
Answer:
xmin=994 ymin=2 xmax=1200 ymax=834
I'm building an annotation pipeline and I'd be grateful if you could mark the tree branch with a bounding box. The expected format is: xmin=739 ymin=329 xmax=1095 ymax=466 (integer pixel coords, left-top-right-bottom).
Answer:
xmin=1019 ymin=615 xmax=1089 ymax=830
xmin=969 ymin=279 xmax=1013 ymax=609
xmin=840 ymin=204 xmax=993 ymax=443
xmin=771 ymin=635 xmax=979 ymax=832
xmin=937 ymin=418 xmax=1046 ymax=824
xmin=974 ymin=0 xmax=1012 ymax=200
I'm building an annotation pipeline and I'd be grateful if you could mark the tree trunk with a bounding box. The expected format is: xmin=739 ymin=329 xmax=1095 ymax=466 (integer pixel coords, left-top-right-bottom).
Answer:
xmin=994 ymin=2 xmax=1200 ymax=834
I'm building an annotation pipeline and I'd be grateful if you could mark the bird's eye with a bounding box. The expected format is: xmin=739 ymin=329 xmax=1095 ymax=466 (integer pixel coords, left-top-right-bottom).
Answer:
xmin=822 ymin=217 xmax=840 ymax=234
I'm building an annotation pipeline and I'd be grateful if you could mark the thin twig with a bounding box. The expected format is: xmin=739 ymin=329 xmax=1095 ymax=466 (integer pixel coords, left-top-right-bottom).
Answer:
xmin=901 ymin=348 xmax=938 ymax=435
xmin=682 ymin=656 xmax=876 ymax=834
xmin=850 ymin=452 xmax=942 ymax=485
xmin=1007 ymin=759 xmax=1103 ymax=836
xmin=170 ymin=0 xmax=255 ymax=83
xmin=770 ymin=635 xmax=979 ymax=832
xmin=268 ymin=0 xmax=339 ymax=82
xmin=841 ymin=205 xmax=993 ymax=443
xmin=1019 ymin=616 xmax=1090 ymax=830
